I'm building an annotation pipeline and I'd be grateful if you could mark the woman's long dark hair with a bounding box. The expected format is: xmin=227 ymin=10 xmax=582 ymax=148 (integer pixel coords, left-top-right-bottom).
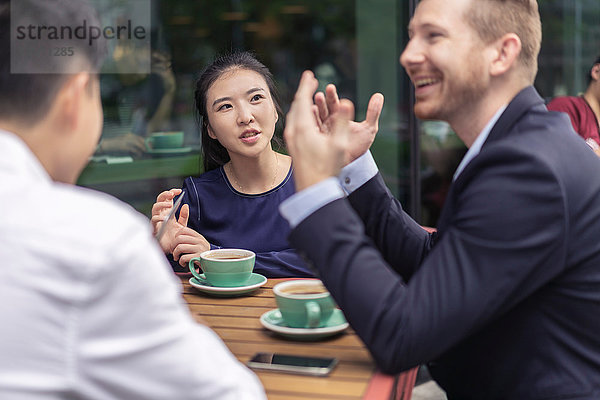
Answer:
xmin=194 ymin=52 xmax=283 ymax=172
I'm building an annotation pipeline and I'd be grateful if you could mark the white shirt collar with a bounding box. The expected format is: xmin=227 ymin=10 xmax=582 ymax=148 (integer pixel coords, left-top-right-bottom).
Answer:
xmin=0 ymin=128 xmax=52 ymax=183
xmin=453 ymin=105 xmax=507 ymax=181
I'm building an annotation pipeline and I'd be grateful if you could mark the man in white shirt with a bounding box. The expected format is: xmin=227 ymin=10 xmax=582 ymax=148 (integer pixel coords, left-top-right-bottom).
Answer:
xmin=0 ymin=1 xmax=265 ymax=399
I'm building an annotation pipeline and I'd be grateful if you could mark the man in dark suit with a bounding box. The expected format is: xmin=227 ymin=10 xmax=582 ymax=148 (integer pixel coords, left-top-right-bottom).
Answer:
xmin=280 ymin=0 xmax=600 ymax=398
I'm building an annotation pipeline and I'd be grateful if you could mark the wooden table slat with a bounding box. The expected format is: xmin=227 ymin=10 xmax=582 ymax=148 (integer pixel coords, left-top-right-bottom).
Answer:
xmin=267 ymin=393 xmax=362 ymax=400
xmin=212 ymin=327 xmax=364 ymax=348
xmin=183 ymin=293 xmax=277 ymax=307
xmin=188 ymin=304 xmax=273 ymax=318
xmin=199 ymin=315 xmax=357 ymax=337
xmin=256 ymin=372 xmax=370 ymax=397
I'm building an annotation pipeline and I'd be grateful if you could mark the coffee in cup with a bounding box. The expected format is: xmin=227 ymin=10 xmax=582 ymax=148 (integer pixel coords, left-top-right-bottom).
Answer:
xmin=278 ymin=283 xmax=329 ymax=296
xmin=273 ymin=280 xmax=336 ymax=328
xmin=188 ymin=248 xmax=255 ymax=287
xmin=145 ymin=131 xmax=184 ymax=150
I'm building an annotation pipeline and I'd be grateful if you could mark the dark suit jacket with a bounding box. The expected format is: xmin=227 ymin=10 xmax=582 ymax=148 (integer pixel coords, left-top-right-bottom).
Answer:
xmin=289 ymin=87 xmax=600 ymax=399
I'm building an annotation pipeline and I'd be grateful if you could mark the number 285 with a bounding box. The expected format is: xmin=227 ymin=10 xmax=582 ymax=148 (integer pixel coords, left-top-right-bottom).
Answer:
xmin=53 ymin=47 xmax=74 ymax=56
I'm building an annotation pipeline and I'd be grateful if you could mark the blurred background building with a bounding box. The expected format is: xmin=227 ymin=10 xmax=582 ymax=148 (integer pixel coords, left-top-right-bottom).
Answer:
xmin=77 ymin=0 xmax=600 ymax=226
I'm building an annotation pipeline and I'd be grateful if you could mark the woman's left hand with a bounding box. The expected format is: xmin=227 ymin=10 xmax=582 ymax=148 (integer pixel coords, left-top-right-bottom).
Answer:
xmin=172 ymin=226 xmax=211 ymax=268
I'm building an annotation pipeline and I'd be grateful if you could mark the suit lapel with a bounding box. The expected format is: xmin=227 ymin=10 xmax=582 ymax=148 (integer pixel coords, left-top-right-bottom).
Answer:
xmin=482 ymin=86 xmax=545 ymax=146
xmin=435 ymin=86 xmax=545 ymax=235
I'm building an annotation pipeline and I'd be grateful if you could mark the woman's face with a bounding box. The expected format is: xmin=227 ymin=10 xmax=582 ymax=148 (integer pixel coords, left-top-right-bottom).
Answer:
xmin=205 ymin=68 xmax=278 ymax=160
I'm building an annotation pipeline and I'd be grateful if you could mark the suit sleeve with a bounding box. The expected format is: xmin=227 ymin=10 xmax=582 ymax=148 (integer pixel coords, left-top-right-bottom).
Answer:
xmin=288 ymin=146 xmax=567 ymax=373
xmin=347 ymin=173 xmax=435 ymax=280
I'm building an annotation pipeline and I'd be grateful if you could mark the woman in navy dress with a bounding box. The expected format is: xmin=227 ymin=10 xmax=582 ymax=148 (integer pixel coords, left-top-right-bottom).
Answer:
xmin=151 ymin=52 xmax=312 ymax=277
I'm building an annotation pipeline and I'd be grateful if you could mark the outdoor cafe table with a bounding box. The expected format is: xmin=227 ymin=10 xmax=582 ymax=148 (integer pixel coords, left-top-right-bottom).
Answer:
xmin=180 ymin=276 xmax=417 ymax=400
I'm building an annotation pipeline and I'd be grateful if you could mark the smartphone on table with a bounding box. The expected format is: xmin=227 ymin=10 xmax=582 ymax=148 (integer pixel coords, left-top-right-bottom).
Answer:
xmin=246 ymin=352 xmax=338 ymax=377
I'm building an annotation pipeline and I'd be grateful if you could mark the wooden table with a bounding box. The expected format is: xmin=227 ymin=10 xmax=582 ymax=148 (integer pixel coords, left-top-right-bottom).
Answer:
xmin=180 ymin=276 xmax=417 ymax=400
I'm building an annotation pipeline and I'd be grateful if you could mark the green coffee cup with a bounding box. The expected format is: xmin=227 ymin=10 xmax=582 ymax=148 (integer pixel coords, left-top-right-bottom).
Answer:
xmin=273 ymin=280 xmax=336 ymax=328
xmin=188 ymin=249 xmax=255 ymax=287
xmin=145 ymin=131 xmax=184 ymax=150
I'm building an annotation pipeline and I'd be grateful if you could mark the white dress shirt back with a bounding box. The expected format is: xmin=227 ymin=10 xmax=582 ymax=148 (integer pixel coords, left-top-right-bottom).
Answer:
xmin=0 ymin=130 xmax=265 ymax=400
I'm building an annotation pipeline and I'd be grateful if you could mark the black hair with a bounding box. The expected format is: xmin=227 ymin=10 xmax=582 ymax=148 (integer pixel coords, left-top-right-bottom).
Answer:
xmin=194 ymin=51 xmax=283 ymax=172
xmin=0 ymin=0 xmax=106 ymax=125
xmin=588 ymin=55 xmax=600 ymax=85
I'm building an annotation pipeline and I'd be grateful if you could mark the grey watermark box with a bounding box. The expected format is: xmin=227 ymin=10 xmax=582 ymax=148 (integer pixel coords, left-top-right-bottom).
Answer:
xmin=11 ymin=0 xmax=151 ymax=74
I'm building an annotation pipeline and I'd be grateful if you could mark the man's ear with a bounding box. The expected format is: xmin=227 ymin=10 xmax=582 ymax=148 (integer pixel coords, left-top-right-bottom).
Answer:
xmin=53 ymin=72 xmax=91 ymax=133
xmin=489 ymin=33 xmax=522 ymax=77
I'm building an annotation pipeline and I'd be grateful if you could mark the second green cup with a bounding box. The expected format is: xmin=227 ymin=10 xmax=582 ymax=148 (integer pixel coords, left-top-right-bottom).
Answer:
xmin=273 ymin=279 xmax=336 ymax=328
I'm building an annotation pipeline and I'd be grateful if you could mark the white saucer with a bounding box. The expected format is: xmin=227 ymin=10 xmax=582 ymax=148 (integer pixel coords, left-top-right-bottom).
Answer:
xmin=147 ymin=146 xmax=193 ymax=155
xmin=260 ymin=308 xmax=349 ymax=341
xmin=188 ymin=273 xmax=267 ymax=297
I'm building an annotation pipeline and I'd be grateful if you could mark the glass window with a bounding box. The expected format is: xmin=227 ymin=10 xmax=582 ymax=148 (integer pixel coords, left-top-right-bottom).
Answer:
xmin=76 ymin=0 xmax=599 ymax=225
xmin=78 ymin=0 xmax=413 ymax=216
xmin=537 ymin=0 xmax=600 ymax=99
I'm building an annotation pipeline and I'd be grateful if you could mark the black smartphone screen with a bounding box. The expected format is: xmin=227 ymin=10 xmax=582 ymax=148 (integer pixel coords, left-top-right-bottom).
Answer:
xmin=250 ymin=353 xmax=336 ymax=368
xmin=247 ymin=352 xmax=338 ymax=376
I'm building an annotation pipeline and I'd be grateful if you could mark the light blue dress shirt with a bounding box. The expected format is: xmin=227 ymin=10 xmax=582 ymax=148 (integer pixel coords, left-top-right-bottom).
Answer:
xmin=452 ymin=105 xmax=506 ymax=180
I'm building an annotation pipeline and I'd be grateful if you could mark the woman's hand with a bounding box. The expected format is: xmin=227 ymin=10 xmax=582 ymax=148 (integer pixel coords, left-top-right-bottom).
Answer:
xmin=98 ymin=133 xmax=147 ymax=156
xmin=151 ymin=188 xmax=184 ymax=252
xmin=172 ymin=226 xmax=211 ymax=268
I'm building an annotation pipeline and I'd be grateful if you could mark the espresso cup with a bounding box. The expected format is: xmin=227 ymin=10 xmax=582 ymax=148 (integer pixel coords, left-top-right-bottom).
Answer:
xmin=145 ymin=131 xmax=184 ymax=150
xmin=273 ymin=280 xmax=336 ymax=328
xmin=188 ymin=249 xmax=255 ymax=287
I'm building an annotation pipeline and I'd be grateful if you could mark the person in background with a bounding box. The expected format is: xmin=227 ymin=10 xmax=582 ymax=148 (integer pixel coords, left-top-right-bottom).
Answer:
xmin=547 ymin=55 xmax=600 ymax=156
xmin=151 ymin=52 xmax=313 ymax=278
xmin=0 ymin=0 xmax=265 ymax=398
xmin=96 ymin=50 xmax=176 ymax=156
xmin=281 ymin=0 xmax=600 ymax=398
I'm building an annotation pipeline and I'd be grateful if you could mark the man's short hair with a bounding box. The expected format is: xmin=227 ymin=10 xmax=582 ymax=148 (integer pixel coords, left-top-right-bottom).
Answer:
xmin=464 ymin=0 xmax=542 ymax=83
xmin=0 ymin=0 xmax=105 ymax=125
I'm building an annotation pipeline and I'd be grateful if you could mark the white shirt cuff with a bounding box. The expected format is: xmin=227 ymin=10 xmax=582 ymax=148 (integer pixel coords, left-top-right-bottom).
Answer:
xmin=280 ymin=152 xmax=380 ymax=229
xmin=279 ymin=177 xmax=345 ymax=229
xmin=339 ymin=151 xmax=379 ymax=194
